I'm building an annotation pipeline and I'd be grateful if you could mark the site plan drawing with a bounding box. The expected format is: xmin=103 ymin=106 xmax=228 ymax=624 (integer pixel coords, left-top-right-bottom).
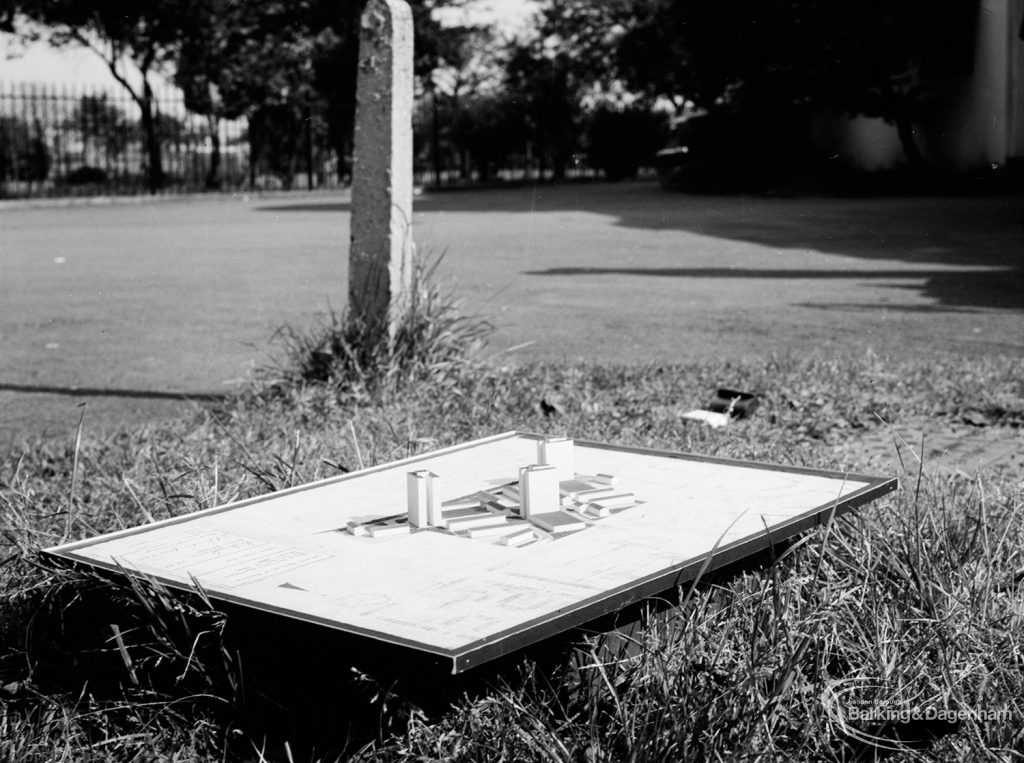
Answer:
xmin=44 ymin=432 xmax=897 ymax=672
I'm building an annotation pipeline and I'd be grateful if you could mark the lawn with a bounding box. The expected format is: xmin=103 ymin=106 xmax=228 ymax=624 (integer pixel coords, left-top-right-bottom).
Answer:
xmin=1 ymin=303 xmax=1022 ymax=760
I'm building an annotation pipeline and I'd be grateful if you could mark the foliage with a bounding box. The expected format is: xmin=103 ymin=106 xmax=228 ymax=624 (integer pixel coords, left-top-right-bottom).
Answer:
xmin=166 ymin=0 xmax=347 ymax=188
xmin=445 ymin=91 xmax=529 ymax=181
xmin=0 ymin=114 xmax=50 ymax=182
xmin=170 ymin=0 xmax=236 ymax=188
xmin=417 ymin=23 xmax=507 ymax=182
xmin=618 ymin=0 xmax=973 ymax=167
xmin=502 ymin=0 xmax=637 ymax=180
xmin=8 ymin=0 xmax=984 ymax=190
xmin=10 ymin=0 xmax=466 ymax=190
xmin=9 ymin=0 xmax=190 ymax=191
xmin=167 ymin=0 xmax=467 ymax=187
xmin=64 ymin=93 xmax=139 ymax=161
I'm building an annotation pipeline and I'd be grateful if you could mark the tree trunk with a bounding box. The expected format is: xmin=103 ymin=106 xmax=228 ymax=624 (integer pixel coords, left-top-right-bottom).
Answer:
xmin=431 ymin=87 xmax=441 ymax=187
xmin=139 ymin=79 xmax=163 ymax=193
xmin=552 ymin=146 xmax=567 ymax=182
xmin=305 ymin=102 xmax=315 ymax=191
xmin=338 ymin=134 xmax=351 ymax=184
xmin=285 ymin=133 xmax=297 ymax=190
xmin=894 ymin=110 xmax=926 ymax=170
xmin=205 ymin=115 xmax=221 ymax=189
xmin=248 ymin=127 xmax=257 ymax=189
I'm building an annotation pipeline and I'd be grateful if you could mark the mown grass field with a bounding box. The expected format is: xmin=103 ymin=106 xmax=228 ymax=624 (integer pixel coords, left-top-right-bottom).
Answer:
xmin=1 ymin=306 xmax=1022 ymax=761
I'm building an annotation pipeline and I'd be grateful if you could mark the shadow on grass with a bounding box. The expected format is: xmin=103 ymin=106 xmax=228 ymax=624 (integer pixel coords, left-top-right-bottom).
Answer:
xmin=11 ymin=566 xmax=581 ymax=759
xmin=7 ymin=547 xmax=789 ymax=758
xmin=255 ymin=185 xmax=1023 ymax=313
xmin=0 ymin=383 xmax=228 ymax=403
xmin=521 ymin=266 xmax=1024 ymax=312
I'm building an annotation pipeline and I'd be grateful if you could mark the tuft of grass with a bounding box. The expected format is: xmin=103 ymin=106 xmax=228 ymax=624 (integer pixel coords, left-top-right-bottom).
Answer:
xmin=260 ymin=253 xmax=493 ymax=401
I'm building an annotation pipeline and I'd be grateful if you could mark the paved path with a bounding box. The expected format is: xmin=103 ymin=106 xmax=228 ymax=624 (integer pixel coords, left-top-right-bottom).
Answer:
xmin=833 ymin=418 xmax=1024 ymax=479
xmin=2 ymin=181 xmax=1022 ymax=444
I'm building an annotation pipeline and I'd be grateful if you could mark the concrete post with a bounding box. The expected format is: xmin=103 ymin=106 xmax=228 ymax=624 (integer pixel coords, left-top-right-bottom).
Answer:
xmin=349 ymin=0 xmax=414 ymax=342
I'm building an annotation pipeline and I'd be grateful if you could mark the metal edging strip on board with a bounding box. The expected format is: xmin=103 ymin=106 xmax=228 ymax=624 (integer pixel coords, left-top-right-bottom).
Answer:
xmin=40 ymin=551 xmax=463 ymax=665
xmin=571 ymin=435 xmax=890 ymax=486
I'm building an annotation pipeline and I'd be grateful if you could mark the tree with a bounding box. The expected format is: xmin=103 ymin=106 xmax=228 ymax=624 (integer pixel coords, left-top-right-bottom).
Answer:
xmin=503 ymin=0 xmax=639 ymax=180
xmin=618 ymin=0 xmax=971 ymax=168
xmin=11 ymin=0 xmax=186 ymax=191
xmin=171 ymin=0 xmax=234 ymax=188
xmin=396 ymin=0 xmax=671 ymax=185
xmin=414 ymin=21 xmax=493 ymax=185
xmin=173 ymin=1 xmax=337 ymax=189
xmin=12 ymin=0 xmax=476 ymax=191
xmin=447 ymin=91 xmax=528 ymax=181
xmin=170 ymin=0 xmax=463 ymax=187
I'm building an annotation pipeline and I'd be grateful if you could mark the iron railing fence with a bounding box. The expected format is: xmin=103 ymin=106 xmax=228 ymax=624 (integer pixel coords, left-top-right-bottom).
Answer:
xmin=0 ymin=83 xmax=263 ymax=197
xmin=1 ymin=82 xmax=616 ymax=199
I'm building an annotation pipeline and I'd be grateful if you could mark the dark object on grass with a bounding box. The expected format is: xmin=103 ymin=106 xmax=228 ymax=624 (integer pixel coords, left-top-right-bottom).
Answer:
xmin=706 ymin=388 xmax=760 ymax=419
xmin=961 ymin=409 xmax=989 ymax=427
xmin=539 ymin=394 xmax=566 ymax=417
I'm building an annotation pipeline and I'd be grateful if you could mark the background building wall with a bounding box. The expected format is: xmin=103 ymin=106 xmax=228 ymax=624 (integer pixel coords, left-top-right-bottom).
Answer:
xmin=919 ymin=0 xmax=1014 ymax=169
xmin=816 ymin=0 xmax=1023 ymax=172
xmin=1008 ymin=0 xmax=1024 ymax=159
xmin=811 ymin=114 xmax=903 ymax=171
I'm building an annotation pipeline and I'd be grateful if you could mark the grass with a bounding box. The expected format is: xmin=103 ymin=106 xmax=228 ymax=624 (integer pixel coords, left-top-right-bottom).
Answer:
xmin=1 ymin=290 xmax=1022 ymax=761
xmin=375 ymin=468 xmax=1024 ymax=761
xmin=259 ymin=253 xmax=493 ymax=402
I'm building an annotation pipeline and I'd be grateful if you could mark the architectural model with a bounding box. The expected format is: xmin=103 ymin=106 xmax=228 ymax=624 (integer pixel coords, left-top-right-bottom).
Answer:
xmin=345 ymin=437 xmax=641 ymax=546
xmin=43 ymin=432 xmax=896 ymax=673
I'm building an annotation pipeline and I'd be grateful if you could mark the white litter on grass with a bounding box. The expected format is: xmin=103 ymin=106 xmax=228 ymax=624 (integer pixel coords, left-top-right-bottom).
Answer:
xmin=682 ymin=409 xmax=730 ymax=428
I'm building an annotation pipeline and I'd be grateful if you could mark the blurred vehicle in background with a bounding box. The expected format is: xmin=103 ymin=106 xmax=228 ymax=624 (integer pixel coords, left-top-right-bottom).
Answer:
xmin=656 ymin=108 xmax=812 ymax=192
xmin=587 ymin=105 xmax=670 ymax=181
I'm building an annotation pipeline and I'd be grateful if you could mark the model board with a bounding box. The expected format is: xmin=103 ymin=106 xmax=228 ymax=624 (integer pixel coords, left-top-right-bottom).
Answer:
xmin=44 ymin=432 xmax=896 ymax=672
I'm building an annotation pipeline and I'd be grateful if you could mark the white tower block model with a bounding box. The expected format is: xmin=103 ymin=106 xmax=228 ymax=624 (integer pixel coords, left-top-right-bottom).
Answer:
xmin=407 ymin=470 xmax=429 ymax=527
xmin=538 ymin=437 xmax=574 ymax=482
xmin=518 ymin=464 xmax=559 ymax=518
xmin=407 ymin=470 xmax=442 ymax=527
